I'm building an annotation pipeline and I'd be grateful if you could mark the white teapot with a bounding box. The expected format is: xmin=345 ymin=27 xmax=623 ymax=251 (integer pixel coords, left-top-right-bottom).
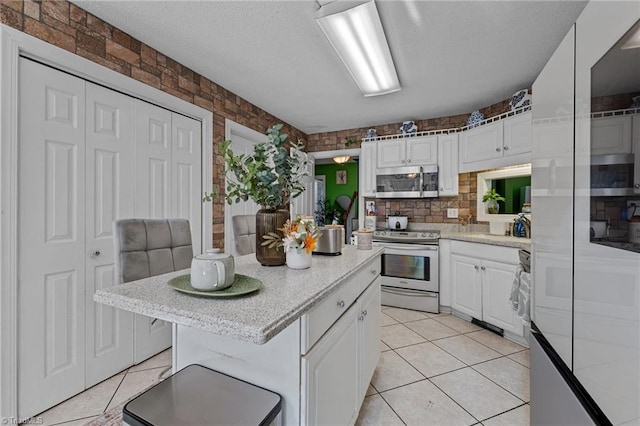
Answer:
xmin=190 ymin=249 xmax=235 ymax=291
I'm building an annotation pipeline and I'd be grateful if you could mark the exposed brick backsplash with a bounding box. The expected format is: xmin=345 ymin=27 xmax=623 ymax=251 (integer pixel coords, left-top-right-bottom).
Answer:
xmin=591 ymin=93 xmax=640 ymax=113
xmin=1 ymin=0 xmax=308 ymax=249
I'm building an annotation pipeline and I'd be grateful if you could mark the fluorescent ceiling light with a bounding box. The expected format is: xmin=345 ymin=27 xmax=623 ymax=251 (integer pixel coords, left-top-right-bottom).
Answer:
xmin=332 ymin=155 xmax=351 ymax=164
xmin=621 ymin=25 xmax=640 ymax=49
xmin=316 ymin=1 xmax=400 ymax=97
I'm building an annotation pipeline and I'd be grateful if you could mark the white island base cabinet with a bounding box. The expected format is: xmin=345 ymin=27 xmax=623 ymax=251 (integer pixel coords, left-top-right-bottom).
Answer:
xmin=174 ymin=266 xmax=381 ymax=425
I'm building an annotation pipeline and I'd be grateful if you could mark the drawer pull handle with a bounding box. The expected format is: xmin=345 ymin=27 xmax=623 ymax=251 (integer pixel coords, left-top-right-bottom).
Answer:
xmin=481 ymin=266 xmax=486 ymax=271
xmin=358 ymin=315 xmax=365 ymax=321
xmin=474 ymin=265 xmax=480 ymax=271
xmin=370 ymin=269 xmax=377 ymax=275
xmin=503 ymin=146 xmax=509 ymax=151
xmin=495 ymin=147 xmax=501 ymax=152
xmin=362 ymin=310 xmax=368 ymax=317
xmin=337 ymin=300 xmax=345 ymax=309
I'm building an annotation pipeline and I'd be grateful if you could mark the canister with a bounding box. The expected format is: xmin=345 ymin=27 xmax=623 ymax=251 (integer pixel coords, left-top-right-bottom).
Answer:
xmin=357 ymin=230 xmax=372 ymax=250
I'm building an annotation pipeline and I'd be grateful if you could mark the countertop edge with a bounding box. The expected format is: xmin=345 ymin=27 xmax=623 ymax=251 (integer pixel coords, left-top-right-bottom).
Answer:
xmin=440 ymin=233 xmax=531 ymax=249
xmin=94 ymin=247 xmax=384 ymax=345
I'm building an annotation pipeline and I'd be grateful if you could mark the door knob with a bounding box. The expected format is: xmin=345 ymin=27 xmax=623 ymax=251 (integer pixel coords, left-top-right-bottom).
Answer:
xmin=91 ymin=250 xmax=101 ymax=257
xmin=337 ymin=300 xmax=345 ymax=309
xmin=474 ymin=265 xmax=479 ymax=271
xmin=481 ymin=266 xmax=486 ymax=271
xmin=495 ymin=147 xmax=501 ymax=152
xmin=370 ymin=269 xmax=377 ymax=275
xmin=635 ymin=183 xmax=640 ymax=188
xmin=503 ymin=146 xmax=509 ymax=151
xmin=362 ymin=310 xmax=368 ymax=317
xmin=407 ymin=159 xmax=411 ymax=163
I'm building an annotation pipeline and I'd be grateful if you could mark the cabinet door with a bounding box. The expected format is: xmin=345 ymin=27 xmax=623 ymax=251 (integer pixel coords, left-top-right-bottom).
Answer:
xmin=591 ymin=116 xmax=632 ymax=155
xmin=503 ymin=111 xmax=532 ymax=157
xmin=377 ymin=139 xmax=405 ymax=168
xmin=359 ymin=278 xmax=381 ymax=400
xmin=407 ymin=136 xmax=438 ymax=166
xmin=481 ymin=260 xmax=522 ymax=336
xmin=451 ymin=254 xmax=483 ymax=319
xmin=459 ymin=121 xmax=503 ymax=171
xmin=303 ymin=304 xmax=360 ymax=426
xmin=437 ymin=134 xmax=459 ymax=196
xmin=359 ymin=142 xmax=377 ymax=196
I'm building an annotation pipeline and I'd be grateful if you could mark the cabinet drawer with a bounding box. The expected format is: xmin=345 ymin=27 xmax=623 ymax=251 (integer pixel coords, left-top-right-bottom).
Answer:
xmin=450 ymin=240 xmax=519 ymax=265
xmin=301 ymin=257 xmax=381 ymax=354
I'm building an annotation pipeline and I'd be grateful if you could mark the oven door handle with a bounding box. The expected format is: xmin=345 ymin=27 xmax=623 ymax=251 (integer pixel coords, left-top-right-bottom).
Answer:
xmin=374 ymin=243 xmax=438 ymax=251
xmin=419 ymin=166 xmax=424 ymax=197
xmin=382 ymin=287 xmax=438 ymax=298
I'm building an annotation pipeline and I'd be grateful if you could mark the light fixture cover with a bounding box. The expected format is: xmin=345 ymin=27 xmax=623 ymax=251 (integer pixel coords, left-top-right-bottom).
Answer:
xmin=316 ymin=1 xmax=400 ymax=97
xmin=333 ymin=155 xmax=351 ymax=164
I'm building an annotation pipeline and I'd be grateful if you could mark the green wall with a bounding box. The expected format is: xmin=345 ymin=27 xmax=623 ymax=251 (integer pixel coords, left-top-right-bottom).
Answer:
xmin=315 ymin=162 xmax=359 ymax=217
xmin=495 ymin=176 xmax=531 ymax=214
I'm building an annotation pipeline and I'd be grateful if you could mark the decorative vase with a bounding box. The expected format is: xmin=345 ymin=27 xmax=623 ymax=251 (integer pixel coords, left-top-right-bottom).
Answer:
xmin=286 ymin=248 xmax=312 ymax=269
xmin=486 ymin=200 xmax=500 ymax=214
xmin=255 ymin=208 xmax=288 ymax=266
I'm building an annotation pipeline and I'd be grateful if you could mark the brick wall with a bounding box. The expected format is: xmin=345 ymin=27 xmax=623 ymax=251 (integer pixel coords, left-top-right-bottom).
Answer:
xmin=1 ymin=0 xmax=308 ymax=249
xmin=307 ymin=98 xmax=514 ymax=224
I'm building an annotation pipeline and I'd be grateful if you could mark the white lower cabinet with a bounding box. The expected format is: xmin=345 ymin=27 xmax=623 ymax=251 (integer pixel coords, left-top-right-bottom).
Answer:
xmin=302 ymin=277 xmax=381 ymax=425
xmin=450 ymin=241 xmax=523 ymax=336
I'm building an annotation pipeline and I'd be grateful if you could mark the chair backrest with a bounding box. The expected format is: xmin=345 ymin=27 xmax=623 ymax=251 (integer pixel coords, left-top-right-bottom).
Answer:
xmin=232 ymin=215 xmax=256 ymax=255
xmin=113 ymin=218 xmax=193 ymax=283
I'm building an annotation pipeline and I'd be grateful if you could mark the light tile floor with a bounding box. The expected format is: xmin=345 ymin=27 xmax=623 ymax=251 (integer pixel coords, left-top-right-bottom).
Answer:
xmin=32 ymin=307 xmax=530 ymax=426
xmin=357 ymin=306 xmax=530 ymax=426
xmin=32 ymin=349 xmax=172 ymax=426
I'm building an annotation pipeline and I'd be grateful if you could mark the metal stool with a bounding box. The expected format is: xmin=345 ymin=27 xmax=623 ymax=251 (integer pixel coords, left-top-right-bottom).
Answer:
xmin=123 ymin=364 xmax=282 ymax=426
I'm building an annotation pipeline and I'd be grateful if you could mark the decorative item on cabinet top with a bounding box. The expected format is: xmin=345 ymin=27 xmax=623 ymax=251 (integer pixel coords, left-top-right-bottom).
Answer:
xmin=360 ymin=104 xmax=533 ymax=143
xmin=400 ymin=120 xmax=418 ymax=135
xmin=466 ymin=110 xmax=485 ymax=128
xmin=510 ymin=90 xmax=532 ymax=111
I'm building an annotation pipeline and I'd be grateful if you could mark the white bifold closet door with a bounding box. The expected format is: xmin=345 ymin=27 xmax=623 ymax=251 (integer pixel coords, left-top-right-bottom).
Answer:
xmin=17 ymin=57 xmax=202 ymax=418
xmin=84 ymin=82 xmax=135 ymax=387
xmin=133 ymin=101 xmax=202 ymax=363
xmin=18 ymin=57 xmax=89 ymax=418
xmin=18 ymin=59 xmax=138 ymax=416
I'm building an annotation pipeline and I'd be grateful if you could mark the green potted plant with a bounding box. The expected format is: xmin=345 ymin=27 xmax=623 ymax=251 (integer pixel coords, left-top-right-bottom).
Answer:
xmin=482 ymin=188 xmax=506 ymax=214
xmin=220 ymin=123 xmax=309 ymax=266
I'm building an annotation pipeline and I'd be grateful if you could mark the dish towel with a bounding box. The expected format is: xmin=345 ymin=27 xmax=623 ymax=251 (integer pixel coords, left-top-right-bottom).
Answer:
xmin=518 ymin=271 xmax=531 ymax=325
xmin=509 ymin=265 xmax=531 ymax=325
xmin=509 ymin=264 xmax=524 ymax=310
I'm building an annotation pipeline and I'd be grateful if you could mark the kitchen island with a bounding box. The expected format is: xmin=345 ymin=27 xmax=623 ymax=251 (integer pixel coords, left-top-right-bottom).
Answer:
xmin=95 ymin=246 xmax=383 ymax=425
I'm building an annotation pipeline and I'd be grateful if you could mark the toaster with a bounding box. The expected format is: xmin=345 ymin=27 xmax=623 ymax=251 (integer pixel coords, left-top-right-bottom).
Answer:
xmin=313 ymin=226 xmax=345 ymax=255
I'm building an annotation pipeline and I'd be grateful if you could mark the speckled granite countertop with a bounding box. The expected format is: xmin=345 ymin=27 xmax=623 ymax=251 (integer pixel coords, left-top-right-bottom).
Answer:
xmin=95 ymin=246 xmax=383 ymax=345
xmin=440 ymin=232 xmax=531 ymax=250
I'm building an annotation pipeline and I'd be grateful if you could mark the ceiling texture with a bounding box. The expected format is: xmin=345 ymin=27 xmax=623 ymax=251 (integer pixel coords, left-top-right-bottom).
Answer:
xmin=73 ymin=0 xmax=587 ymax=134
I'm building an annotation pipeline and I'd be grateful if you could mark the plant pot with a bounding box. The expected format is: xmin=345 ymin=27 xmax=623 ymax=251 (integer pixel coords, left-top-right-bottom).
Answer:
xmin=286 ymin=248 xmax=312 ymax=269
xmin=486 ymin=200 xmax=500 ymax=214
xmin=255 ymin=208 xmax=288 ymax=266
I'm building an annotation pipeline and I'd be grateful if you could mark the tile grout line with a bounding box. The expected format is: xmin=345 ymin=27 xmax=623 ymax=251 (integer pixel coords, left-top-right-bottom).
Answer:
xmin=49 ymin=413 xmax=102 ymax=426
xmin=102 ymin=368 xmax=129 ymax=413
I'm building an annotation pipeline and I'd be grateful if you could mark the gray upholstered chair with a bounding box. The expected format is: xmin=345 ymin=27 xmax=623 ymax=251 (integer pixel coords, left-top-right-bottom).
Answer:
xmin=113 ymin=218 xmax=193 ymax=284
xmin=113 ymin=218 xmax=193 ymax=364
xmin=232 ymin=215 xmax=256 ymax=256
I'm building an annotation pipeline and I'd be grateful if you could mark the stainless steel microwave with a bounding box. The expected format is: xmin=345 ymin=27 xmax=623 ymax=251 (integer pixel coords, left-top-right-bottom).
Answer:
xmin=375 ymin=165 xmax=438 ymax=198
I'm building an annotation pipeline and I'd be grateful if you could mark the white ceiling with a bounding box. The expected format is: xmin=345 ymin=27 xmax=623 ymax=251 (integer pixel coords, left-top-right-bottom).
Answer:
xmin=73 ymin=0 xmax=587 ymax=134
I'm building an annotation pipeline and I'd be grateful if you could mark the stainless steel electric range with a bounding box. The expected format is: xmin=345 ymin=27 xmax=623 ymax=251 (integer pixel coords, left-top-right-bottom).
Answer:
xmin=372 ymin=229 xmax=440 ymax=313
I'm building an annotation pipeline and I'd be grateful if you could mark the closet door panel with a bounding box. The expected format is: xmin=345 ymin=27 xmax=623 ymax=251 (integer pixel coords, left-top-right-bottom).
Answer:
xmin=136 ymin=101 xmax=172 ymax=219
xmin=18 ymin=58 xmax=87 ymax=419
xmin=134 ymin=101 xmax=173 ymax=363
xmin=172 ymin=113 xmax=202 ymax=255
xmin=85 ymin=83 xmax=135 ymax=386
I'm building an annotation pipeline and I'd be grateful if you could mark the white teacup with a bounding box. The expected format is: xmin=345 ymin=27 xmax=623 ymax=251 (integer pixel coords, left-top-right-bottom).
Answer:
xmin=190 ymin=249 xmax=235 ymax=291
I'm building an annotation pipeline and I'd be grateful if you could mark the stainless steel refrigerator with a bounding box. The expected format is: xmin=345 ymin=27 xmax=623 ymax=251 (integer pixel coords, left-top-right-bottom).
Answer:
xmin=531 ymin=2 xmax=640 ymax=425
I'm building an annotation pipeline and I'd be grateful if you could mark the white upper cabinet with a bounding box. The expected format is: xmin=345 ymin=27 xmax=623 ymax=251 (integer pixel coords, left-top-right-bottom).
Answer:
xmin=437 ymin=134 xmax=459 ymax=196
xmin=359 ymin=142 xmax=377 ymax=197
xmin=591 ymin=115 xmax=633 ymax=155
xmin=377 ymin=136 xmax=437 ymax=168
xmin=459 ymin=112 xmax=532 ymax=172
